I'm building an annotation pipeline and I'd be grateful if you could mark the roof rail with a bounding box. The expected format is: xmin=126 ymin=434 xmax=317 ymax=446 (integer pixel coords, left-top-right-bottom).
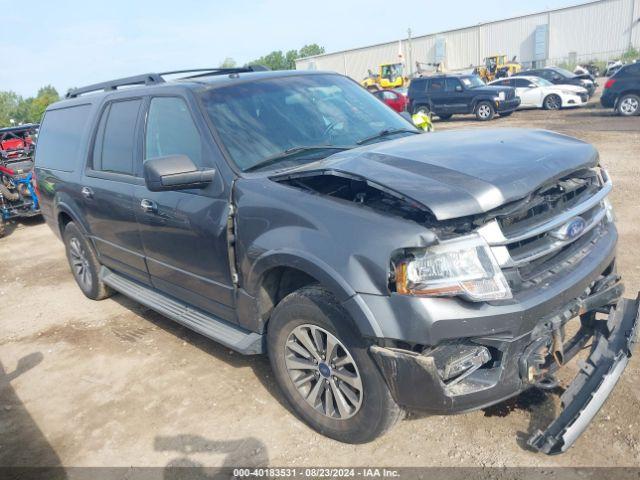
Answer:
xmin=65 ymin=65 xmax=271 ymax=99
xmin=66 ymin=73 xmax=165 ymax=98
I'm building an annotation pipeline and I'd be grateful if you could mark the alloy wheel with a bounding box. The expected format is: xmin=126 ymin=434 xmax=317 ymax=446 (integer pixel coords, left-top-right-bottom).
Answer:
xmin=284 ymin=324 xmax=363 ymax=420
xmin=69 ymin=237 xmax=92 ymax=290
xmin=620 ymin=97 xmax=639 ymax=115
xmin=478 ymin=104 xmax=491 ymax=119
xmin=545 ymin=95 xmax=561 ymax=110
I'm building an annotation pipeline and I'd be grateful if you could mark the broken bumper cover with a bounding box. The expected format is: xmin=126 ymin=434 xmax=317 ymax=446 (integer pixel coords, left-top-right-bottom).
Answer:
xmin=528 ymin=294 xmax=639 ymax=454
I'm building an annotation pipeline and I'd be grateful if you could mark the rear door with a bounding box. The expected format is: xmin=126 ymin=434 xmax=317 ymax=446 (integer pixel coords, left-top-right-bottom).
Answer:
xmin=80 ymin=98 xmax=149 ymax=284
xmin=133 ymin=94 xmax=236 ymax=322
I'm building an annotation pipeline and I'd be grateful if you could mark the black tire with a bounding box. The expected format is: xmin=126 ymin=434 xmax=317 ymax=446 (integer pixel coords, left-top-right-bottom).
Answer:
xmin=437 ymin=113 xmax=452 ymax=120
xmin=499 ymin=111 xmax=514 ymax=117
xmin=475 ymin=101 xmax=495 ymax=121
xmin=63 ymin=222 xmax=113 ymax=300
xmin=543 ymin=94 xmax=562 ymax=110
xmin=415 ymin=105 xmax=431 ymax=116
xmin=267 ymin=286 xmax=403 ymax=444
xmin=616 ymin=94 xmax=640 ymax=116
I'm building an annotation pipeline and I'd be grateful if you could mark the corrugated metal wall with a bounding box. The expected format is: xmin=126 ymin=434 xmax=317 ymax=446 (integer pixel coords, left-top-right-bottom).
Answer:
xmin=296 ymin=0 xmax=640 ymax=81
xmin=548 ymin=0 xmax=634 ymax=60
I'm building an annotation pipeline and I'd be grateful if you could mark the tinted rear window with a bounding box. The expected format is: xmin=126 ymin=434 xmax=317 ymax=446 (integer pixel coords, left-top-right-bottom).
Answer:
xmin=92 ymin=99 xmax=142 ymax=175
xmin=35 ymin=104 xmax=91 ymax=172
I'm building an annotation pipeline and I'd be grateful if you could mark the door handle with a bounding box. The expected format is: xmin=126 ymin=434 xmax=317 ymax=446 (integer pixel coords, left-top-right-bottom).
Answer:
xmin=80 ymin=186 xmax=94 ymax=199
xmin=140 ymin=199 xmax=157 ymax=213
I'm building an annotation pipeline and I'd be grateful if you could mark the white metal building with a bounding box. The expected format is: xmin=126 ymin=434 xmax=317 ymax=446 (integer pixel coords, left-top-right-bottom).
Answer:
xmin=295 ymin=0 xmax=640 ymax=80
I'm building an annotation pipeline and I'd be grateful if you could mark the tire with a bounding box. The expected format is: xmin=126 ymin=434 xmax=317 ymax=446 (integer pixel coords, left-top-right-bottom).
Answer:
xmin=415 ymin=105 xmax=431 ymax=116
xmin=267 ymin=286 xmax=403 ymax=444
xmin=63 ymin=222 xmax=113 ymax=300
xmin=437 ymin=113 xmax=452 ymax=120
xmin=543 ymin=94 xmax=562 ymax=110
xmin=475 ymin=101 xmax=495 ymax=121
xmin=616 ymin=94 xmax=640 ymax=116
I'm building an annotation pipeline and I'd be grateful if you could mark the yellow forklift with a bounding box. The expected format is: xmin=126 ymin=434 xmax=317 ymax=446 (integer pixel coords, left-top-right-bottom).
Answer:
xmin=475 ymin=55 xmax=522 ymax=83
xmin=361 ymin=63 xmax=407 ymax=91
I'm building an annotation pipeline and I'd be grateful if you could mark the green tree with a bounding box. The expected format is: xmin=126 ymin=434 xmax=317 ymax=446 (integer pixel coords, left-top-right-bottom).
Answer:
xmin=29 ymin=85 xmax=59 ymax=123
xmin=219 ymin=57 xmax=237 ymax=68
xmin=0 ymin=91 xmax=21 ymax=126
xmin=298 ymin=44 xmax=325 ymax=59
xmin=250 ymin=44 xmax=325 ymax=71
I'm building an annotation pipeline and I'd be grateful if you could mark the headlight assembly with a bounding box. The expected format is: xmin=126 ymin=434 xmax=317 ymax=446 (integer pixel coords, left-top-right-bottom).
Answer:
xmin=394 ymin=235 xmax=512 ymax=301
xmin=498 ymin=91 xmax=506 ymax=101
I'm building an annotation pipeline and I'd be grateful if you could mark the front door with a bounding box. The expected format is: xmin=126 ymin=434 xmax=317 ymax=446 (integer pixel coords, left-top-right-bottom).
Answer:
xmin=133 ymin=95 xmax=236 ymax=322
xmin=80 ymin=98 xmax=149 ymax=285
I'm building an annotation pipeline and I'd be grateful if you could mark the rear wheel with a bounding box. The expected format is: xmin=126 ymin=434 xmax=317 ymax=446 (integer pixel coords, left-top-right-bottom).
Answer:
xmin=543 ymin=94 xmax=562 ymax=110
xmin=267 ymin=286 xmax=403 ymax=444
xmin=475 ymin=101 xmax=495 ymax=121
xmin=63 ymin=222 xmax=113 ymax=300
xmin=616 ymin=94 xmax=640 ymax=116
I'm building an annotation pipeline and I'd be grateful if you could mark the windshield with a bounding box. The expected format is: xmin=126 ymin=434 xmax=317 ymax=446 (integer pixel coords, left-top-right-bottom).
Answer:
xmin=531 ymin=77 xmax=553 ymax=87
xmin=200 ymin=74 xmax=413 ymax=172
xmin=551 ymin=67 xmax=575 ymax=78
xmin=460 ymin=76 xmax=486 ymax=88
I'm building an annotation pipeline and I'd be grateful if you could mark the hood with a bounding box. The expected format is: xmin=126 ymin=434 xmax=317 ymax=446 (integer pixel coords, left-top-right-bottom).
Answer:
xmin=471 ymin=85 xmax=512 ymax=95
xmin=298 ymin=128 xmax=598 ymax=221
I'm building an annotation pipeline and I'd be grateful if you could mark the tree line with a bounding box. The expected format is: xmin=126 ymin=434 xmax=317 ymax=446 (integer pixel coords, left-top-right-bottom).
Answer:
xmin=0 ymin=86 xmax=59 ymax=127
xmin=220 ymin=43 xmax=325 ymax=71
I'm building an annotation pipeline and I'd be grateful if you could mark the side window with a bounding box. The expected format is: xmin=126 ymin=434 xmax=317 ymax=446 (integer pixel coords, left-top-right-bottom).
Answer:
xmin=36 ymin=104 xmax=91 ymax=172
xmin=445 ymin=78 xmax=462 ymax=91
xmin=381 ymin=91 xmax=397 ymax=100
xmin=429 ymin=79 xmax=445 ymax=91
xmin=512 ymin=79 xmax=527 ymax=87
xmin=145 ymin=97 xmax=202 ymax=166
xmin=92 ymin=99 xmax=142 ymax=175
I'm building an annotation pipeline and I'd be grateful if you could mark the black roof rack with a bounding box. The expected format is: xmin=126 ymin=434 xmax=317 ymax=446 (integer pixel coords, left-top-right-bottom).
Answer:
xmin=65 ymin=65 xmax=271 ymax=99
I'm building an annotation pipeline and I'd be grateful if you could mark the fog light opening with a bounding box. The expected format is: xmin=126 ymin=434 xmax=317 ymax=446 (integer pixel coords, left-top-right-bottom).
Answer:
xmin=426 ymin=345 xmax=492 ymax=387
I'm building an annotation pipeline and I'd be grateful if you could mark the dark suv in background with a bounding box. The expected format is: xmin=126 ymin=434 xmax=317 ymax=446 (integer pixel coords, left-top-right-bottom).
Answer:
xmin=514 ymin=67 xmax=596 ymax=97
xmin=601 ymin=62 xmax=640 ymax=116
xmin=35 ymin=68 xmax=638 ymax=453
xmin=407 ymin=74 xmax=520 ymax=121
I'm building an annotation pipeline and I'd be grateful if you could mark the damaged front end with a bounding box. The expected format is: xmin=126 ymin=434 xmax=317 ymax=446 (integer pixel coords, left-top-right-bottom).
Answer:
xmin=369 ymin=275 xmax=638 ymax=454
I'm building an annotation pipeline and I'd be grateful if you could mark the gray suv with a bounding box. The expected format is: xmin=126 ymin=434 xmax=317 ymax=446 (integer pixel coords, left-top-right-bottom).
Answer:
xmin=34 ymin=68 xmax=638 ymax=453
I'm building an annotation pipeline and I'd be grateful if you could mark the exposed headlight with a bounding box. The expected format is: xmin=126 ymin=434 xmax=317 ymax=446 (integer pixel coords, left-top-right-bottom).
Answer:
xmin=603 ymin=197 xmax=616 ymax=222
xmin=394 ymin=234 xmax=512 ymax=301
xmin=498 ymin=91 xmax=505 ymax=101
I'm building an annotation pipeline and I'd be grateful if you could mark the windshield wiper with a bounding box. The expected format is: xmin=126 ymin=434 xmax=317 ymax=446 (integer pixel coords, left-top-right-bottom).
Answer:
xmin=244 ymin=145 xmax=353 ymax=172
xmin=356 ymin=128 xmax=420 ymax=145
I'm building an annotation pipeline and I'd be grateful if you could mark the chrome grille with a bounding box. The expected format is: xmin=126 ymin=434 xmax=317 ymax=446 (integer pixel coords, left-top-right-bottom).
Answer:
xmin=477 ymin=169 xmax=611 ymax=287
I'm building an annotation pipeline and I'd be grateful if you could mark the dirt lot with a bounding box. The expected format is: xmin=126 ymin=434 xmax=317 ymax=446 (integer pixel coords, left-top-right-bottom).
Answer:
xmin=1 ymin=86 xmax=639 ymax=471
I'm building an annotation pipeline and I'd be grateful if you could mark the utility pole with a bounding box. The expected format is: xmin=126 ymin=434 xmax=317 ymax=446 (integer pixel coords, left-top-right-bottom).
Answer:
xmin=407 ymin=28 xmax=413 ymax=77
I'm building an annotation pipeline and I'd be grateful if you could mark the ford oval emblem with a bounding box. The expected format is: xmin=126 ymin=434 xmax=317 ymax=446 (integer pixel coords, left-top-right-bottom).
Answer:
xmin=551 ymin=217 xmax=587 ymax=241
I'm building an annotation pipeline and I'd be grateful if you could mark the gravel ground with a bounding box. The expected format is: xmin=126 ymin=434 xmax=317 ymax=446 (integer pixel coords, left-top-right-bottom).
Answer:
xmin=1 ymin=84 xmax=639 ymax=471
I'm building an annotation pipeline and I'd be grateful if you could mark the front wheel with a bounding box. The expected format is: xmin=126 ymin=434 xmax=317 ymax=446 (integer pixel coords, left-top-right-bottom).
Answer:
xmin=543 ymin=94 xmax=562 ymax=110
xmin=475 ymin=101 xmax=495 ymax=121
xmin=617 ymin=94 xmax=640 ymax=116
xmin=267 ymin=286 xmax=403 ymax=444
xmin=415 ymin=105 xmax=431 ymax=116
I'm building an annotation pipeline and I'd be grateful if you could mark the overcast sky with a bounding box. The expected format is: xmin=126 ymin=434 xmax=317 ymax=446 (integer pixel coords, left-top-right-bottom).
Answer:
xmin=1 ymin=0 xmax=584 ymax=97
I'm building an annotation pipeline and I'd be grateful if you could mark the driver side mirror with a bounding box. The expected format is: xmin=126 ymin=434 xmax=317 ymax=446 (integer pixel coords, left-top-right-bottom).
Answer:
xmin=143 ymin=155 xmax=215 ymax=192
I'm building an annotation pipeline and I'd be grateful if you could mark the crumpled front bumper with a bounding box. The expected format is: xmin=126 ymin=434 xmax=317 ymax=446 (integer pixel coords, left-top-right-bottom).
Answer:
xmin=369 ymin=291 xmax=639 ymax=454
xmin=528 ymin=294 xmax=639 ymax=454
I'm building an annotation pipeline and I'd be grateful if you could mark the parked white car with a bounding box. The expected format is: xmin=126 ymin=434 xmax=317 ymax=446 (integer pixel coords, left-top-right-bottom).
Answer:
xmin=489 ymin=75 xmax=589 ymax=110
